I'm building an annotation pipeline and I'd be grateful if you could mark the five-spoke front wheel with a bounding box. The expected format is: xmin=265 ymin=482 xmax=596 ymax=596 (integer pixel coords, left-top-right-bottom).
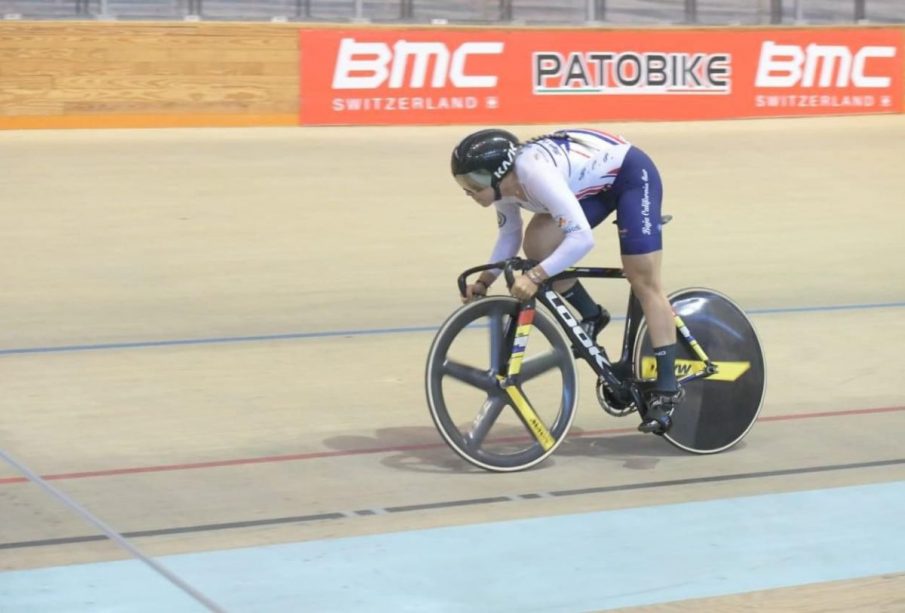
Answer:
xmin=425 ymin=297 xmax=579 ymax=472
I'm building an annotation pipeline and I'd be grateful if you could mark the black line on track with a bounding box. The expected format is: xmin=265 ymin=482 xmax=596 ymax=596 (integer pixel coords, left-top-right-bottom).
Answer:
xmin=3 ymin=458 xmax=902 ymax=551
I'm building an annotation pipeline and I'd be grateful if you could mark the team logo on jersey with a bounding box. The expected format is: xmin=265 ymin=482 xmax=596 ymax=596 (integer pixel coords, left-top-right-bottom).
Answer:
xmin=556 ymin=216 xmax=582 ymax=233
xmin=497 ymin=212 xmax=506 ymax=227
xmin=640 ymin=168 xmax=652 ymax=236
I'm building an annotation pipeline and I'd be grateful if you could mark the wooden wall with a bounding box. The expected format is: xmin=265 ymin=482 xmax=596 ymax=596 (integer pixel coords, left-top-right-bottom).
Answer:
xmin=0 ymin=22 xmax=300 ymax=129
xmin=1 ymin=22 xmax=903 ymax=129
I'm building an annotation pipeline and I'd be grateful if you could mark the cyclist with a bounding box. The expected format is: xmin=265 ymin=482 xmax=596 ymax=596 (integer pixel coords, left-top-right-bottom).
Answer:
xmin=451 ymin=127 xmax=682 ymax=434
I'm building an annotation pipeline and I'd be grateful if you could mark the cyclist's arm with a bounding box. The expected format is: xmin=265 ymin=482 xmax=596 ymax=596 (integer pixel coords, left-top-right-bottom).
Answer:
xmin=479 ymin=199 xmax=523 ymax=285
xmin=517 ymin=155 xmax=594 ymax=277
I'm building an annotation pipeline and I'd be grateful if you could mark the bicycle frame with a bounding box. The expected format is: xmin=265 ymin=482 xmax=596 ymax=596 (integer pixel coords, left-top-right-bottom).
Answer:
xmin=542 ymin=266 xmax=637 ymax=386
xmin=458 ymin=258 xmax=719 ymax=395
xmin=551 ymin=265 xmax=720 ymax=383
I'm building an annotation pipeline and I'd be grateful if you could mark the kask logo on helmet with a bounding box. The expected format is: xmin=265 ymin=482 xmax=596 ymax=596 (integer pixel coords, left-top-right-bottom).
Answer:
xmin=492 ymin=146 xmax=516 ymax=181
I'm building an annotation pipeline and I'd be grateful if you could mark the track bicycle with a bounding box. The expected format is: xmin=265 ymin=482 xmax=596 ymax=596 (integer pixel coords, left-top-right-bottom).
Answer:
xmin=425 ymin=256 xmax=766 ymax=472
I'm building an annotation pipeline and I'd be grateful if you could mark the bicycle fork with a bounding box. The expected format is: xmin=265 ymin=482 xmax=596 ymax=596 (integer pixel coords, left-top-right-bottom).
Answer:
xmin=497 ymin=303 xmax=556 ymax=451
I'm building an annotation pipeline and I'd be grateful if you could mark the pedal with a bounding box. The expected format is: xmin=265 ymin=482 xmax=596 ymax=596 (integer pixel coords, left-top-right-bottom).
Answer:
xmin=637 ymin=387 xmax=684 ymax=434
xmin=638 ymin=415 xmax=671 ymax=435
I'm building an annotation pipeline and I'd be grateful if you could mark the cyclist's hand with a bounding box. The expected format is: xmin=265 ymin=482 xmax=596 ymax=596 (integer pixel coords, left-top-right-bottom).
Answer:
xmin=462 ymin=281 xmax=488 ymax=304
xmin=511 ymin=275 xmax=538 ymax=302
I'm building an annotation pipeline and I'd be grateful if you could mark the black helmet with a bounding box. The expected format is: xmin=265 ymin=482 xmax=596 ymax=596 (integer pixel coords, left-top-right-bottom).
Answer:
xmin=450 ymin=129 xmax=519 ymax=197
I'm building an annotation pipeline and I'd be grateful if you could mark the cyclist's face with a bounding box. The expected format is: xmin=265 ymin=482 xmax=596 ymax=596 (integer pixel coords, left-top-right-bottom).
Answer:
xmin=463 ymin=186 xmax=495 ymax=207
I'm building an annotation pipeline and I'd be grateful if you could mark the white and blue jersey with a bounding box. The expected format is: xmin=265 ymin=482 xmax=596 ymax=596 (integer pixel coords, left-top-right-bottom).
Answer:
xmin=490 ymin=128 xmax=664 ymax=277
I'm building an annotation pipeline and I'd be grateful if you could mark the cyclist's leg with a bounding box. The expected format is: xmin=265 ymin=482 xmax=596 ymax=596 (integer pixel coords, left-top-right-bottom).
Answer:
xmin=612 ymin=147 xmax=682 ymax=432
xmin=524 ymin=210 xmax=611 ymax=334
xmin=622 ymin=252 xmax=675 ymax=350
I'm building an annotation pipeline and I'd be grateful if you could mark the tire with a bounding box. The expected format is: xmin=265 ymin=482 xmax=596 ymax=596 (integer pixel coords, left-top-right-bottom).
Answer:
xmin=632 ymin=288 xmax=767 ymax=453
xmin=425 ymin=296 xmax=579 ymax=472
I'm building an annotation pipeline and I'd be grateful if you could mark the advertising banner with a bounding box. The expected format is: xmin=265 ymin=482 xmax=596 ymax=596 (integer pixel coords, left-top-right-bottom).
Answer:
xmin=298 ymin=27 xmax=904 ymax=125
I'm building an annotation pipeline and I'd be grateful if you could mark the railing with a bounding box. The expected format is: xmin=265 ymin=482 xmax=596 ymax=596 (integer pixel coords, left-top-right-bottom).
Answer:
xmin=1 ymin=0 xmax=903 ymax=24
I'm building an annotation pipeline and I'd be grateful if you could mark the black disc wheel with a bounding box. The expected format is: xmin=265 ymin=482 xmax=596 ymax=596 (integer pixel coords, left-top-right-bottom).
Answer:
xmin=633 ymin=288 xmax=766 ymax=453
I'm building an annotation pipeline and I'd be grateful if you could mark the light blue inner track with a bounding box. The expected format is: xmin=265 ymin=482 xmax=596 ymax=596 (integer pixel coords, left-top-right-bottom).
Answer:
xmin=1 ymin=481 xmax=903 ymax=612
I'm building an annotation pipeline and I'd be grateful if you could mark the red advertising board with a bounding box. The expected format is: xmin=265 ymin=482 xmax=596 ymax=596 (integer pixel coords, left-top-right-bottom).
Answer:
xmin=299 ymin=27 xmax=904 ymax=125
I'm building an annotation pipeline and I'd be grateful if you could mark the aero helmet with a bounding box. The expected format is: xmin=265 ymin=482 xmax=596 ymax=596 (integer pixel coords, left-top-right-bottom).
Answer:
xmin=450 ymin=129 xmax=519 ymax=200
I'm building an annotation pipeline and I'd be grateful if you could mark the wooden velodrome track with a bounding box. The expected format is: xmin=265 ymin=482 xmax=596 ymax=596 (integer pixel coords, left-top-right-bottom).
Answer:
xmin=1 ymin=115 xmax=904 ymax=610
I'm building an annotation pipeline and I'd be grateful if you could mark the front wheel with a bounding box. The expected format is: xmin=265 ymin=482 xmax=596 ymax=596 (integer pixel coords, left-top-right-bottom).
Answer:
xmin=633 ymin=288 xmax=767 ymax=454
xmin=425 ymin=296 xmax=579 ymax=472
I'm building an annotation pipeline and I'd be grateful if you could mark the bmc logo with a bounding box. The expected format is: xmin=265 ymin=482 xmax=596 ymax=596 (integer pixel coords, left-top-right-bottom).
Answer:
xmin=331 ymin=38 xmax=504 ymax=89
xmin=756 ymin=41 xmax=897 ymax=88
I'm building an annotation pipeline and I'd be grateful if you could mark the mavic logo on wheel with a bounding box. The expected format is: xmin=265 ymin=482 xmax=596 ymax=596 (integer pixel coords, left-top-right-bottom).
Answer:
xmin=546 ymin=291 xmax=608 ymax=370
xmin=641 ymin=358 xmax=751 ymax=382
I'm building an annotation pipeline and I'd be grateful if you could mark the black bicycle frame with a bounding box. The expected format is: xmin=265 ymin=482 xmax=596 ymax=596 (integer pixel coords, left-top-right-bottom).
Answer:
xmin=458 ymin=258 xmax=641 ymax=392
xmin=539 ymin=266 xmax=643 ymax=390
xmin=535 ymin=264 xmax=718 ymax=387
xmin=457 ymin=257 xmax=718 ymax=396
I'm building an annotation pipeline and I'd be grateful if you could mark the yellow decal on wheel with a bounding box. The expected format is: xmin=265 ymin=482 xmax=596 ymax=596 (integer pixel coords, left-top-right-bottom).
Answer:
xmin=640 ymin=357 xmax=751 ymax=382
xmin=498 ymin=378 xmax=555 ymax=450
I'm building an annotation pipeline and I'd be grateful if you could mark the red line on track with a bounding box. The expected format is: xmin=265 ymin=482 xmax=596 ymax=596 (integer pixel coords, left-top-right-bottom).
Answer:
xmin=1 ymin=405 xmax=903 ymax=486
